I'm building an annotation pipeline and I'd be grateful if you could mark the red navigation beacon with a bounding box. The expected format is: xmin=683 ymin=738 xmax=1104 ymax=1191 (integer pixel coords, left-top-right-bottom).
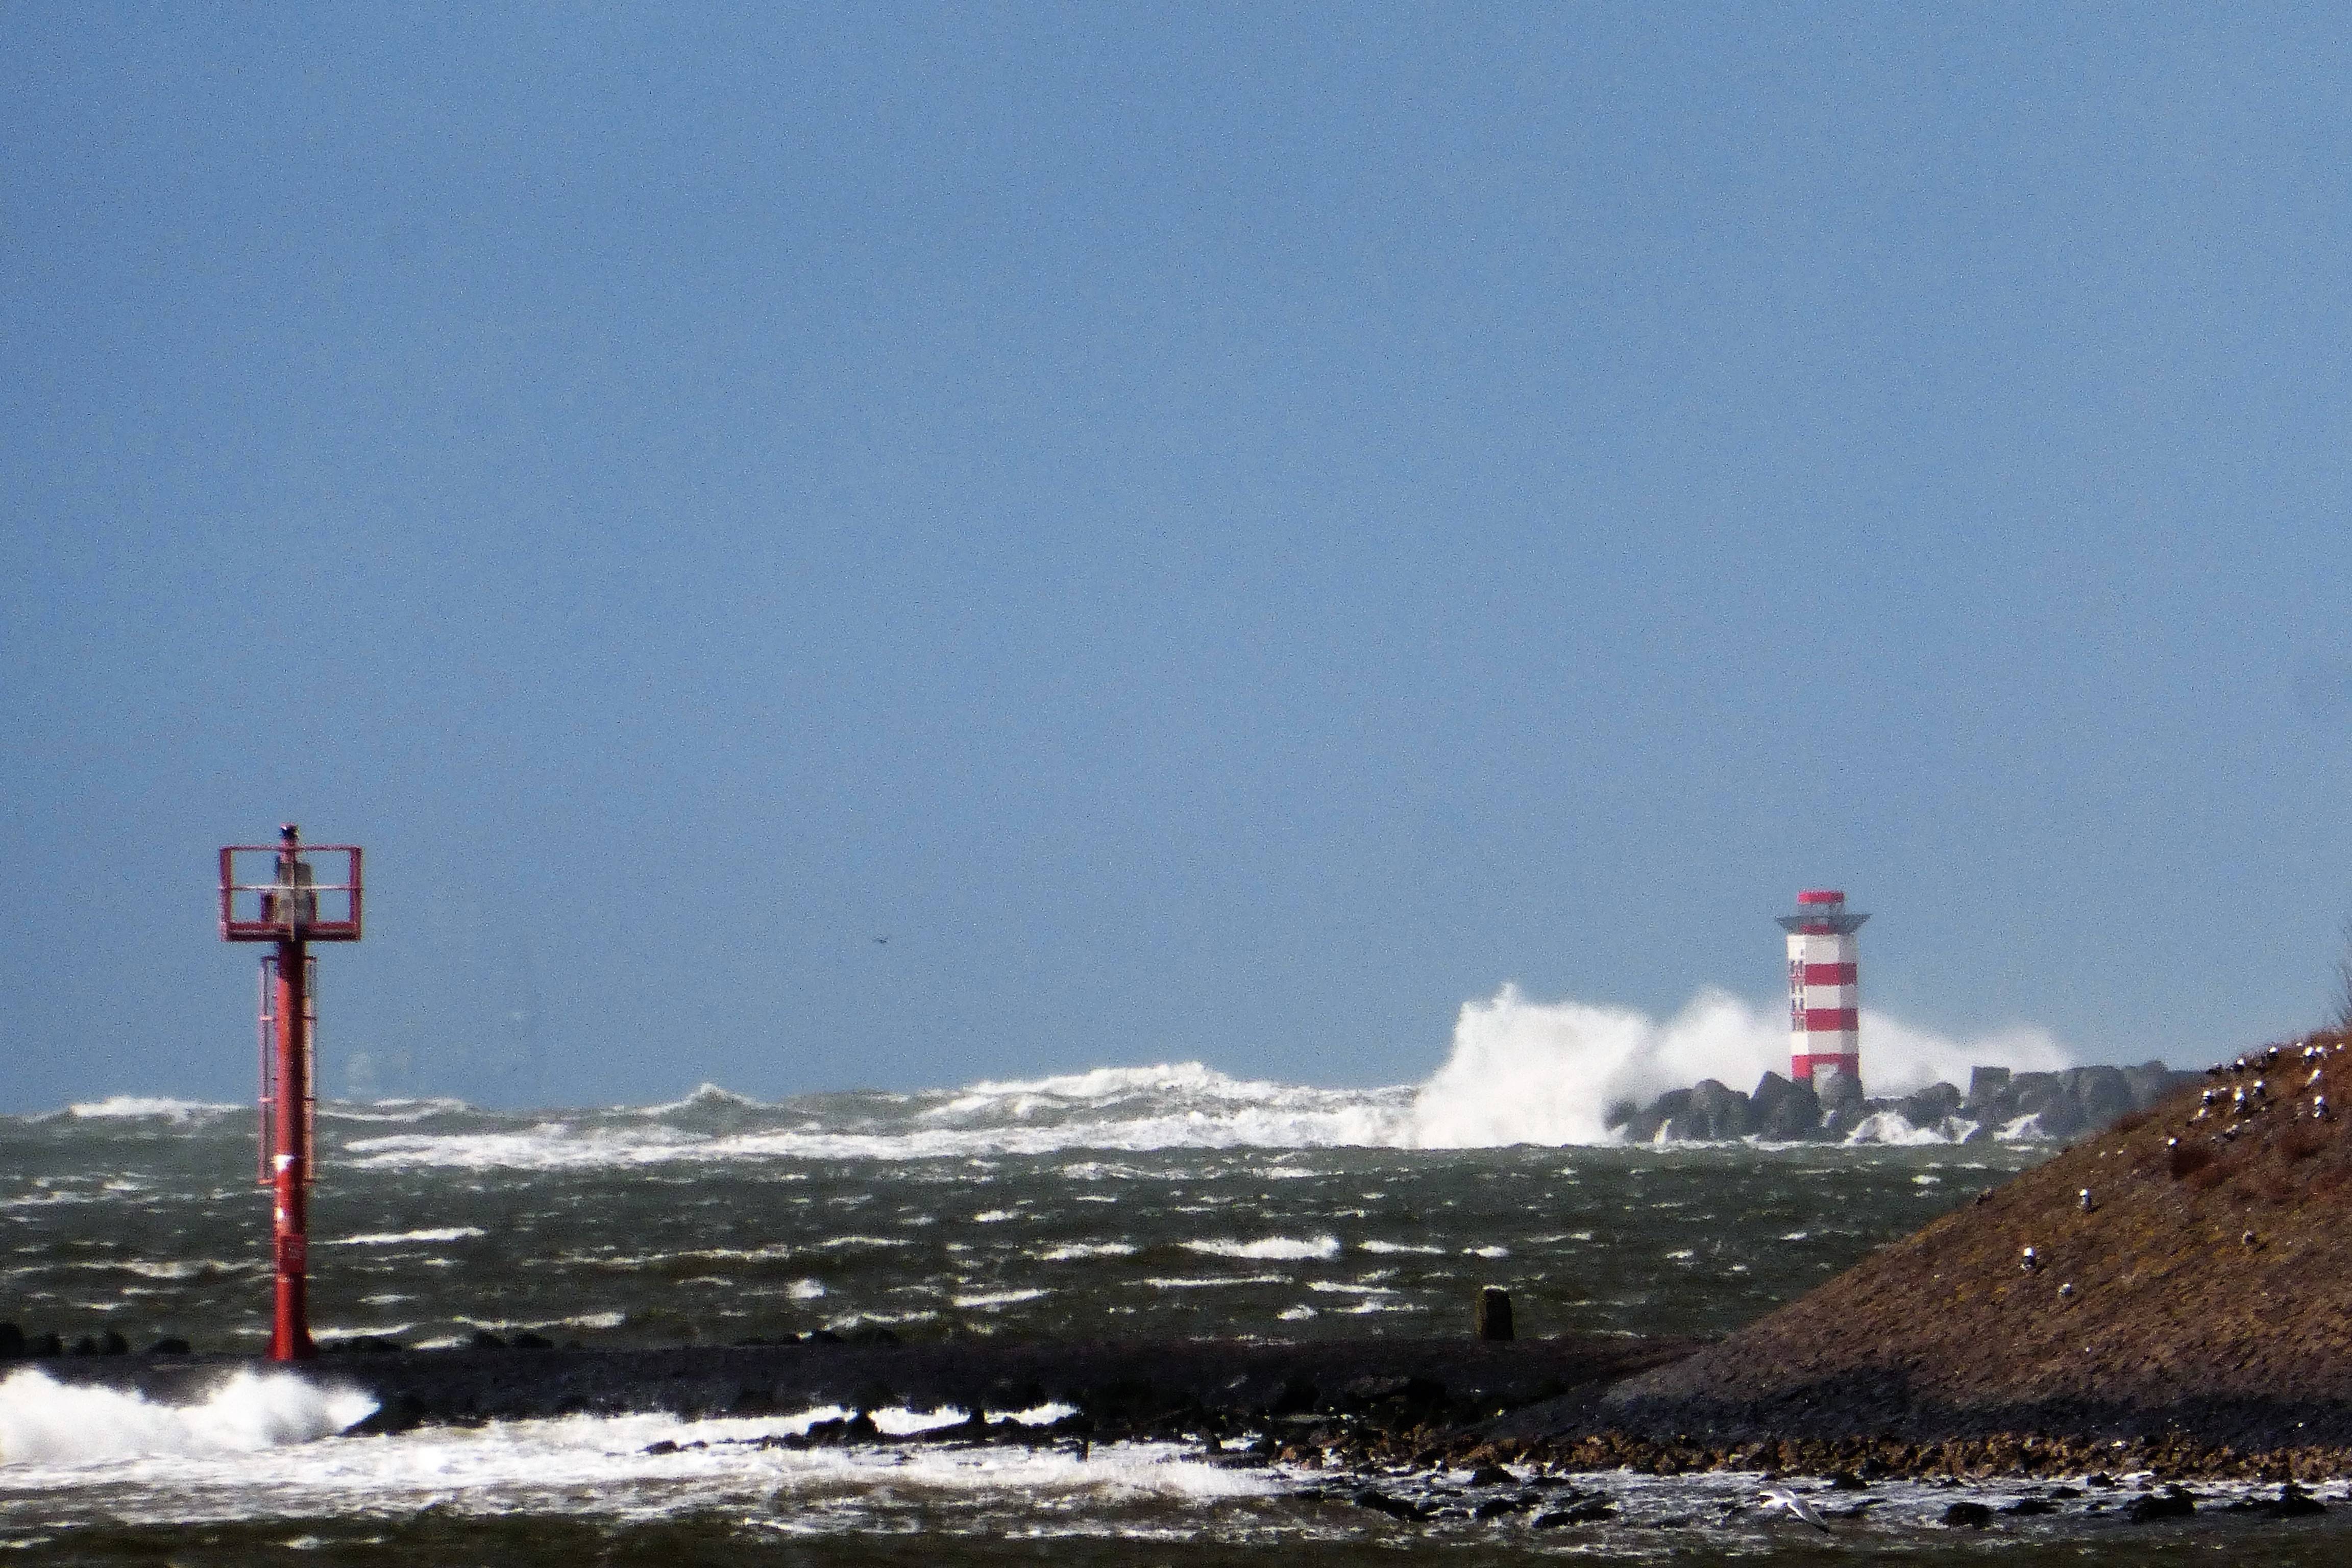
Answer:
xmin=219 ymin=825 xmax=362 ymax=1361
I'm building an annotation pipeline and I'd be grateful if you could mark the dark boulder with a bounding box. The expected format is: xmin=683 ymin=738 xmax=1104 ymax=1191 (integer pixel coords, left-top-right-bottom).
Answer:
xmin=2073 ymin=1065 xmax=2134 ymax=1127
xmin=1267 ymin=1377 xmax=1318 ymax=1416
xmin=1898 ymin=1082 xmax=1963 ymax=1129
xmin=1684 ymin=1079 xmax=1752 ymax=1139
xmin=2122 ymin=1487 xmax=2196 ymax=1523
xmin=1622 ymin=1089 xmax=1690 ymax=1145
xmin=1965 ymin=1066 xmax=2012 ymax=1111
xmin=2124 ymin=1060 xmax=2191 ymax=1109
xmin=1816 ymin=1071 xmax=1867 ymax=1138
xmin=1755 ymin=1075 xmax=1823 ymax=1141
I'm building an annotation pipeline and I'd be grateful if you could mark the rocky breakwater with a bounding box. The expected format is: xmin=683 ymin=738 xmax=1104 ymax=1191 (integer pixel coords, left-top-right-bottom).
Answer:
xmin=1576 ymin=1033 xmax=2352 ymax=1453
xmin=1608 ymin=1061 xmax=2192 ymax=1144
xmin=36 ymin=1335 xmax=1698 ymax=1448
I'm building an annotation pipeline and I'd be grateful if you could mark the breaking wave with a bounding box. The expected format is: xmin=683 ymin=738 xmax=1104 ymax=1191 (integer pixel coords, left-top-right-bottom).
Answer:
xmin=0 ymin=1368 xmax=375 ymax=1465
xmin=21 ymin=989 xmax=2084 ymax=1166
xmin=1 ymin=1400 xmax=1271 ymax=1528
xmin=64 ymin=1096 xmax=242 ymax=1122
xmin=310 ymin=987 xmax=2078 ymax=1168
xmin=1408 ymin=986 xmax=2074 ymax=1148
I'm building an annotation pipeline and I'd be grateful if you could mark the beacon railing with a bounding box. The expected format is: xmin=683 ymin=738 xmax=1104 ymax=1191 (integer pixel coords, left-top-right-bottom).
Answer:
xmin=218 ymin=845 xmax=363 ymax=941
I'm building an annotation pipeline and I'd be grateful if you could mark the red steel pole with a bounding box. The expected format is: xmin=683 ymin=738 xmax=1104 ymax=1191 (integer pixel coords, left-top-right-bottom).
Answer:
xmin=268 ymin=935 xmax=313 ymax=1360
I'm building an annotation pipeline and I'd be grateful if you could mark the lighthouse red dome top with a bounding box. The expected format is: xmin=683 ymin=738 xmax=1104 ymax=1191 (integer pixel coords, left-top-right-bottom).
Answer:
xmin=1778 ymin=888 xmax=1869 ymax=935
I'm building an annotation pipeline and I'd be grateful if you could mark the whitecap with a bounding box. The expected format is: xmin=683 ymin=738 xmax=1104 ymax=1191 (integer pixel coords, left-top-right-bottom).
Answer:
xmin=949 ymin=1288 xmax=1047 ymax=1308
xmin=65 ymin=1097 xmax=240 ymax=1123
xmin=318 ymin=1098 xmax=474 ymax=1123
xmin=327 ymin=1227 xmax=486 ymax=1247
xmin=1180 ymin=1236 xmax=1338 ymax=1261
xmin=628 ymin=1083 xmax=767 ymax=1117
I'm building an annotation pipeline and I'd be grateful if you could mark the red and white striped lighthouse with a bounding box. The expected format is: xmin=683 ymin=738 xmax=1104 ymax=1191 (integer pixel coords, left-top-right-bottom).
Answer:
xmin=1776 ymin=889 xmax=1868 ymax=1090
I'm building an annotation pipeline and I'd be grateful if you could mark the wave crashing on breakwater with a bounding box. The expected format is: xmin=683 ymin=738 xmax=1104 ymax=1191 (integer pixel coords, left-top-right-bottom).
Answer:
xmin=33 ymin=988 xmax=2100 ymax=1167
xmin=0 ymin=1368 xmax=375 ymax=1465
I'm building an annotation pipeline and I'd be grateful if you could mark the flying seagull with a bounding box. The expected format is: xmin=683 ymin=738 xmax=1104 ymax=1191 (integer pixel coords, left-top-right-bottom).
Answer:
xmin=873 ymin=935 xmax=890 ymax=945
xmin=1756 ymin=1486 xmax=1830 ymax=1532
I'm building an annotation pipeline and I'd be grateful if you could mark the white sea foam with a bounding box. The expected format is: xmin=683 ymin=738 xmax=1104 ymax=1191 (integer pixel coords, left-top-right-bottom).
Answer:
xmin=328 ymin=1227 xmax=486 ymax=1247
xmin=1035 ymin=1243 xmax=1137 ymax=1261
xmin=88 ymin=1259 xmax=255 ymax=1280
xmin=1181 ymin=1235 xmax=1339 ymax=1261
xmin=629 ymin=1083 xmax=769 ymax=1117
xmin=65 ymin=1096 xmax=241 ymax=1122
xmin=1845 ymin=1112 xmax=1955 ymax=1148
xmin=315 ymin=986 xmax=2081 ymax=1166
xmin=320 ymin=1097 xmax=474 ymax=1123
xmin=0 ymin=1396 xmax=1272 ymax=1529
xmin=950 ymin=1288 xmax=1048 ymax=1308
xmin=0 ymin=1368 xmax=375 ymax=1465
xmin=1407 ymin=986 xmax=2075 ymax=1148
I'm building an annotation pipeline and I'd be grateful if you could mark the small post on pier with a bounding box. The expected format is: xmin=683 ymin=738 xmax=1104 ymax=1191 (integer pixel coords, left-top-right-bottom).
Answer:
xmin=1475 ymin=1286 xmax=1514 ymax=1341
xmin=221 ymin=825 xmax=362 ymax=1361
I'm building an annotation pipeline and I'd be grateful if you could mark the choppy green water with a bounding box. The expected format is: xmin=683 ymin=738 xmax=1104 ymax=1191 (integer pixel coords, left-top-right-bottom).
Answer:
xmin=5 ymin=1091 xmax=2039 ymax=1351
xmin=6 ymin=1087 xmax=2346 ymax=1563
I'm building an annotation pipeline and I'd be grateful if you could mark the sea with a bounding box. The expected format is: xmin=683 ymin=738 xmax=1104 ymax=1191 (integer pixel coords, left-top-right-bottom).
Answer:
xmin=5 ymin=1062 xmax=2348 ymax=1565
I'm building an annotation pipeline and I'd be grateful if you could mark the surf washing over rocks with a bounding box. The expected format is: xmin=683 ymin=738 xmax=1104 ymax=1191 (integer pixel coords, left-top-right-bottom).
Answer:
xmin=62 ymin=984 xmax=2123 ymax=1165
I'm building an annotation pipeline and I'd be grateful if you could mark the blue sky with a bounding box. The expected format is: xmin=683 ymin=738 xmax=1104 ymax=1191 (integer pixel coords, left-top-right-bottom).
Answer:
xmin=6 ymin=6 xmax=2351 ymax=1111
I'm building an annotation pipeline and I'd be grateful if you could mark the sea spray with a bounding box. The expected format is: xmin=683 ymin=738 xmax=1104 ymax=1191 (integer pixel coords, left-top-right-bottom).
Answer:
xmin=1404 ymin=986 xmax=2077 ymax=1148
xmin=0 ymin=1367 xmax=375 ymax=1464
xmin=46 ymin=988 xmax=2087 ymax=1171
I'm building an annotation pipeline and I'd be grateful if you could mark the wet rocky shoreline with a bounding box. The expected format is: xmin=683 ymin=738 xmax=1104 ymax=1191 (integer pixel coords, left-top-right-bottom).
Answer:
xmin=36 ymin=1331 xmax=2352 ymax=1493
xmin=1612 ymin=1061 xmax=2192 ymax=1143
xmin=22 ymin=1040 xmax=2351 ymax=1513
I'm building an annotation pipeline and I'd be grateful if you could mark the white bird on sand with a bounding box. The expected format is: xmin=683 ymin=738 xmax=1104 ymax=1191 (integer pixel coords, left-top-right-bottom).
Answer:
xmin=1756 ymin=1486 xmax=1830 ymax=1531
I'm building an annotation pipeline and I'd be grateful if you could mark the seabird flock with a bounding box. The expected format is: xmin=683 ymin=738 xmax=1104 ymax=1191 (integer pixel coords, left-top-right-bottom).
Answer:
xmin=2005 ymin=1038 xmax=2341 ymax=1310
